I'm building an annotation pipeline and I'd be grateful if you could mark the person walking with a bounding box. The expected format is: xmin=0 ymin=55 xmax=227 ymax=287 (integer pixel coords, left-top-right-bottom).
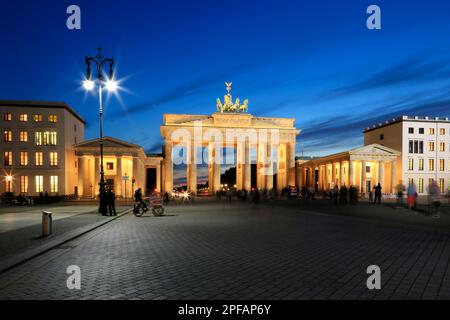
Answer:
xmin=427 ymin=180 xmax=440 ymax=218
xmin=107 ymin=188 xmax=117 ymax=216
xmin=407 ymin=182 xmax=417 ymax=210
xmin=374 ymin=183 xmax=382 ymax=204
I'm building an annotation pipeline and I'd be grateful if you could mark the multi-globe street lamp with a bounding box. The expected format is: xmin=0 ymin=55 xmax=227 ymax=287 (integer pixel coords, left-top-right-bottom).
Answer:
xmin=83 ymin=47 xmax=118 ymax=216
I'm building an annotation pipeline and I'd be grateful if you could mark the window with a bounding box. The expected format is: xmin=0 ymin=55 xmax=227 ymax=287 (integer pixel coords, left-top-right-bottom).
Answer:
xmin=50 ymin=176 xmax=58 ymax=193
xmin=419 ymin=128 xmax=424 ymax=134
xmin=20 ymin=131 xmax=28 ymax=142
xmin=35 ymin=176 xmax=43 ymax=193
xmin=408 ymin=178 xmax=414 ymax=186
xmin=19 ymin=114 xmax=28 ymax=122
xmin=440 ymin=159 xmax=445 ymax=171
xmin=35 ymin=152 xmax=43 ymax=166
xmin=106 ymin=162 xmax=114 ymax=170
xmin=3 ymin=130 xmax=12 ymax=142
xmin=429 ymin=159 xmax=435 ymax=171
xmin=20 ymin=176 xmax=28 ymax=193
xmin=440 ymin=142 xmax=446 ymax=152
xmin=408 ymin=158 xmax=414 ymax=171
xmin=408 ymin=127 xmax=414 ymax=134
xmin=429 ymin=128 xmax=435 ymax=135
xmin=429 ymin=141 xmax=435 ymax=152
xmin=4 ymin=151 xmax=12 ymax=166
xmin=3 ymin=113 xmax=12 ymax=121
xmin=34 ymin=114 xmax=43 ymax=122
xmin=379 ymin=134 xmax=384 ymax=140
xmin=419 ymin=141 xmax=423 ymax=154
xmin=440 ymin=128 xmax=446 ymax=135
xmin=439 ymin=179 xmax=445 ymax=193
xmin=418 ymin=158 xmax=424 ymax=171
xmin=366 ymin=166 xmax=371 ymax=173
xmin=418 ymin=178 xmax=423 ymax=193
xmin=35 ymin=132 xmax=42 ymax=146
xmin=5 ymin=180 xmax=12 ymax=192
xmin=409 ymin=140 xmax=423 ymax=154
xmin=43 ymin=131 xmax=57 ymax=145
xmin=20 ymin=152 xmax=28 ymax=166
xmin=49 ymin=152 xmax=58 ymax=166
xmin=48 ymin=114 xmax=58 ymax=123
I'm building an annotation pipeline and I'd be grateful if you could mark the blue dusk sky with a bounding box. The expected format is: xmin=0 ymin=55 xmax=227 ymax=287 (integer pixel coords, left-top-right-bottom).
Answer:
xmin=1 ymin=1 xmax=450 ymax=184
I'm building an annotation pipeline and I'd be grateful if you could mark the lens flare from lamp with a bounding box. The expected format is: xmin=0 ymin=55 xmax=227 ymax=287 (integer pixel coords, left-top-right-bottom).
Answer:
xmin=105 ymin=79 xmax=118 ymax=92
xmin=83 ymin=79 xmax=95 ymax=91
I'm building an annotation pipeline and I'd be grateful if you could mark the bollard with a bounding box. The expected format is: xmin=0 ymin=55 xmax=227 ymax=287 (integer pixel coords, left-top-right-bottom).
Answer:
xmin=42 ymin=211 xmax=53 ymax=236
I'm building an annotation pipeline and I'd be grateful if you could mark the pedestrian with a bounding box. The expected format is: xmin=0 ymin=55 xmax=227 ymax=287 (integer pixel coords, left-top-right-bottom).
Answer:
xmin=374 ymin=183 xmax=382 ymax=204
xmin=339 ymin=185 xmax=348 ymax=204
xmin=407 ymin=182 xmax=417 ymax=209
xmin=332 ymin=185 xmax=339 ymax=204
xmin=427 ymin=180 xmax=440 ymax=218
xmin=395 ymin=181 xmax=405 ymax=207
xmin=107 ymin=188 xmax=117 ymax=216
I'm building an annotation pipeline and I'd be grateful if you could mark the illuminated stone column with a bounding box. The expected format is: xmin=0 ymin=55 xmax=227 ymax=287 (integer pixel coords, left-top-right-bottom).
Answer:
xmin=163 ymin=141 xmax=173 ymax=193
xmin=361 ymin=160 xmax=366 ymax=193
xmin=187 ymin=142 xmax=197 ymax=195
xmin=244 ymin=141 xmax=251 ymax=191
xmin=339 ymin=162 xmax=344 ymax=187
xmin=156 ymin=164 xmax=161 ymax=192
xmin=378 ymin=161 xmax=385 ymax=188
xmin=331 ymin=163 xmax=336 ymax=188
xmin=348 ymin=160 xmax=354 ymax=187
xmin=77 ymin=156 xmax=85 ymax=197
xmin=287 ymin=142 xmax=296 ymax=186
xmin=257 ymin=142 xmax=267 ymax=189
xmin=391 ymin=159 xmax=397 ymax=193
xmin=94 ymin=157 xmax=100 ymax=195
xmin=208 ymin=142 xmax=221 ymax=193
xmin=265 ymin=141 xmax=274 ymax=190
xmin=116 ymin=156 xmax=122 ymax=197
xmin=236 ymin=141 xmax=245 ymax=190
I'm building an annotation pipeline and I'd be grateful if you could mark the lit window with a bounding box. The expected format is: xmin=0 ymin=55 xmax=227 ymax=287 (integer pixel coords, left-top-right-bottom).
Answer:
xmin=408 ymin=158 xmax=414 ymax=171
xmin=20 ymin=131 xmax=28 ymax=142
xmin=20 ymin=151 xmax=28 ymax=166
xmin=440 ymin=159 xmax=445 ymax=171
xmin=439 ymin=178 xmax=444 ymax=193
xmin=418 ymin=159 xmax=424 ymax=171
xmin=34 ymin=114 xmax=43 ymax=122
xmin=440 ymin=128 xmax=446 ymax=135
xmin=35 ymin=152 xmax=43 ymax=166
xmin=4 ymin=151 xmax=12 ymax=166
xmin=106 ymin=162 xmax=114 ymax=170
xmin=19 ymin=114 xmax=28 ymax=122
xmin=35 ymin=176 xmax=43 ymax=193
xmin=3 ymin=130 xmax=12 ymax=142
xmin=49 ymin=152 xmax=58 ymax=166
xmin=50 ymin=176 xmax=58 ymax=193
xmin=5 ymin=180 xmax=12 ymax=192
xmin=429 ymin=141 xmax=435 ymax=152
xmin=440 ymin=142 xmax=446 ymax=152
xmin=429 ymin=128 xmax=435 ymax=135
xmin=35 ymin=132 xmax=42 ymax=146
xmin=418 ymin=178 xmax=423 ymax=193
xmin=20 ymin=176 xmax=28 ymax=193
xmin=429 ymin=159 xmax=435 ymax=171
xmin=3 ymin=113 xmax=12 ymax=121
xmin=48 ymin=114 xmax=58 ymax=123
xmin=43 ymin=131 xmax=57 ymax=145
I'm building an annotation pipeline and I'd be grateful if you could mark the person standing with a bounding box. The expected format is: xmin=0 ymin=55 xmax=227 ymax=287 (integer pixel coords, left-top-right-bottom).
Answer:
xmin=107 ymin=188 xmax=117 ymax=216
xmin=374 ymin=183 xmax=382 ymax=204
xmin=407 ymin=182 xmax=417 ymax=209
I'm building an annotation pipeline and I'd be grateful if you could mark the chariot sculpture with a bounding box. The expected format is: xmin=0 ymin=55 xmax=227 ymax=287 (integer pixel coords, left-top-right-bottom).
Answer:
xmin=216 ymin=82 xmax=249 ymax=113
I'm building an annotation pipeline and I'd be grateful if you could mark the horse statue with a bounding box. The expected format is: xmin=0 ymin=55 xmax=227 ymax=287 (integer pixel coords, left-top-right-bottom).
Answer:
xmin=239 ymin=99 xmax=249 ymax=113
xmin=216 ymin=98 xmax=223 ymax=112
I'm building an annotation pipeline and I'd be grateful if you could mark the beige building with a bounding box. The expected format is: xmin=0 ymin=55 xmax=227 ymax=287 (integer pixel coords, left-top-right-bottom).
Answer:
xmin=298 ymin=115 xmax=450 ymax=195
xmin=0 ymin=100 xmax=85 ymax=196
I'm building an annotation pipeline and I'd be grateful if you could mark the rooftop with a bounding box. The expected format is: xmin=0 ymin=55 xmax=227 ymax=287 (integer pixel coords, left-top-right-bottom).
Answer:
xmin=364 ymin=115 xmax=450 ymax=133
xmin=0 ymin=100 xmax=85 ymax=124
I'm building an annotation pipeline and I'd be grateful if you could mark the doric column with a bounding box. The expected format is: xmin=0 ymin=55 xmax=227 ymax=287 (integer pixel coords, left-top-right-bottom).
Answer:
xmin=361 ymin=160 xmax=366 ymax=193
xmin=391 ymin=159 xmax=397 ymax=193
xmin=208 ymin=142 xmax=221 ymax=194
xmin=94 ymin=157 xmax=100 ymax=196
xmin=287 ymin=142 xmax=296 ymax=186
xmin=378 ymin=161 xmax=385 ymax=188
xmin=265 ymin=141 xmax=274 ymax=190
xmin=257 ymin=142 xmax=266 ymax=189
xmin=156 ymin=163 xmax=161 ymax=192
xmin=339 ymin=162 xmax=344 ymax=187
xmin=331 ymin=163 xmax=336 ymax=187
xmin=116 ymin=156 xmax=122 ymax=197
xmin=244 ymin=141 xmax=251 ymax=191
xmin=236 ymin=141 xmax=245 ymax=190
xmin=348 ymin=160 xmax=354 ymax=187
xmin=163 ymin=141 xmax=173 ymax=193
xmin=77 ymin=156 xmax=85 ymax=197
xmin=187 ymin=142 xmax=197 ymax=195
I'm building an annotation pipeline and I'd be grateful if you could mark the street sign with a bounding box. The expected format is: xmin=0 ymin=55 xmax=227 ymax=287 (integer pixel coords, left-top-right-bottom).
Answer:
xmin=123 ymin=175 xmax=129 ymax=181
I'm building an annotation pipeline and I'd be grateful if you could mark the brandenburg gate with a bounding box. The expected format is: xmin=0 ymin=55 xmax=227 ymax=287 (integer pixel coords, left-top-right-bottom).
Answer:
xmin=160 ymin=83 xmax=300 ymax=194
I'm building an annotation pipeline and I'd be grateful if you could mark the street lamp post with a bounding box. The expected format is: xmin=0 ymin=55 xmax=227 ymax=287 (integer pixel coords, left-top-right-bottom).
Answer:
xmin=83 ymin=47 xmax=118 ymax=216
